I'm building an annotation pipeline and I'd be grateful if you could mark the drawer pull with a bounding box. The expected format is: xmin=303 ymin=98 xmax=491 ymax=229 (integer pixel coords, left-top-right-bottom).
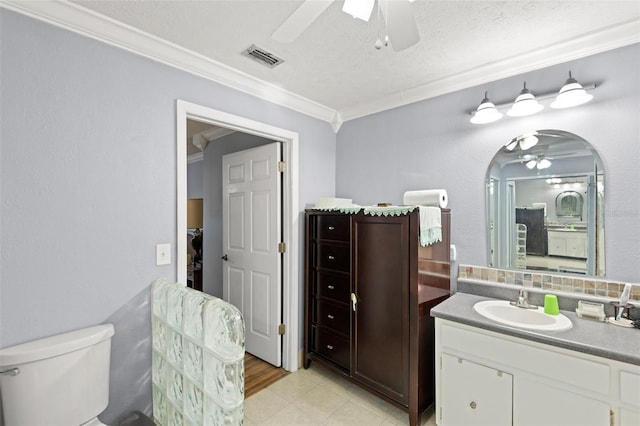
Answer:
xmin=327 ymin=285 xmax=335 ymax=290
xmin=328 ymin=226 xmax=335 ymax=230
xmin=470 ymin=401 xmax=477 ymax=410
xmin=326 ymin=345 xmax=334 ymax=350
xmin=328 ymin=255 xmax=335 ymax=260
xmin=327 ymin=314 xmax=334 ymax=319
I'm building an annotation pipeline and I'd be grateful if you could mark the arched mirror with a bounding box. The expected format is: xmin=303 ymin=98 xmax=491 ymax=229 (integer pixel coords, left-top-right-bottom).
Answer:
xmin=486 ymin=130 xmax=605 ymax=275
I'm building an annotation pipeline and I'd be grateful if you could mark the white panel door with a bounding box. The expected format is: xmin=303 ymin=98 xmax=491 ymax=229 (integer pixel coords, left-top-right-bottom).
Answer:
xmin=222 ymin=142 xmax=282 ymax=367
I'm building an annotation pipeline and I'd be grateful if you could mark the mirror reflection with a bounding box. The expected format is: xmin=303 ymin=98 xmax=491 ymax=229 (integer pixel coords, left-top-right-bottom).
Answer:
xmin=486 ymin=130 xmax=605 ymax=276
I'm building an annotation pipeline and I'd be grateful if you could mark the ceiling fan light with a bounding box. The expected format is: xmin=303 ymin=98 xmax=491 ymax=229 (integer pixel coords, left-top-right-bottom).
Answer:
xmin=526 ymin=159 xmax=537 ymax=169
xmin=470 ymin=92 xmax=503 ymax=124
xmin=342 ymin=0 xmax=375 ymax=22
xmin=518 ymin=133 xmax=539 ymax=150
xmin=504 ymin=138 xmax=519 ymax=151
xmin=537 ymin=159 xmax=552 ymax=169
xmin=507 ymin=83 xmax=544 ymax=117
xmin=551 ymin=72 xmax=593 ymax=109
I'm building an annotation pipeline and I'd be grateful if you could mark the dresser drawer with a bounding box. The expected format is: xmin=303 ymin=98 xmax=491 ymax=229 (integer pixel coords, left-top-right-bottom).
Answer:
xmin=317 ymin=244 xmax=350 ymax=272
xmin=316 ymin=215 xmax=350 ymax=242
xmin=314 ymin=300 xmax=350 ymax=336
xmin=315 ymin=271 xmax=350 ymax=303
xmin=313 ymin=326 xmax=350 ymax=369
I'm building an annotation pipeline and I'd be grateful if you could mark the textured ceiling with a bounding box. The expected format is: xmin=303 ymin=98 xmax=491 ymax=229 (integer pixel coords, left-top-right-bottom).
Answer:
xmin=69 ymin=0 xmax=640 ymax=119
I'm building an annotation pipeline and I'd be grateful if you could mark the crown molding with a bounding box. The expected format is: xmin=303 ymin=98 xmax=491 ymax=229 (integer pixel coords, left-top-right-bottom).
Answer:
xmin=339 ymin=19 xmax=640 ymax=122
xmin=0 ymin=0 xmax=341 ymax=129
xmin=2 ymin=1 xmax=637 ymax=130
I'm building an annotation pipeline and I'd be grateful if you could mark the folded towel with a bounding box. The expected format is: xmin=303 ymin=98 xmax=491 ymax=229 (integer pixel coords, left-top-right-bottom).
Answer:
xmin=419 ymin=206 xmax=442 ymax=247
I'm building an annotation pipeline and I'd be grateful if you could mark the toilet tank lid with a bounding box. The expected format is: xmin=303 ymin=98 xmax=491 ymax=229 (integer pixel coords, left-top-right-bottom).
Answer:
xmin=0 ymin=323 xmax=114 ymax=367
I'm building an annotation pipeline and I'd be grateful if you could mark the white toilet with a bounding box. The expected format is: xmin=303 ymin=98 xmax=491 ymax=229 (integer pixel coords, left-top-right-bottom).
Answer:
xmin=0 ymin=323 xmax=115 ymax=426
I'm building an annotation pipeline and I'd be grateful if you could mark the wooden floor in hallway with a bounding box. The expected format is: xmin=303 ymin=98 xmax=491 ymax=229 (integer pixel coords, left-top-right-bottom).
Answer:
xmin=244 ymin=352 xmax=289 ymax=398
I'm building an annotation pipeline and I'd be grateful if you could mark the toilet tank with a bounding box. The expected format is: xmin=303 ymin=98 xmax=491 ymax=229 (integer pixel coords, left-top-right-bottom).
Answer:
xmin=0 ymin=324 xmax=115 ymax=426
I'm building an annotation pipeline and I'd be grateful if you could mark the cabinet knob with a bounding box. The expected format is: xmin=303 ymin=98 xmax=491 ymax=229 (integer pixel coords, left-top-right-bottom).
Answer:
xmin=328 ymin=226 xmax=335 ymax=230
xmin=327 ymin=285 xmax=335 ymax=290
xmin=328 ymin=255 xmax=335 ymax=260
xmin=327 ymin=314 xmax=334 ymax=319
xmin=469 ymin=401 xmax=477 ymax=410
xmin=326 ymin=345 xmax=334 ymax=350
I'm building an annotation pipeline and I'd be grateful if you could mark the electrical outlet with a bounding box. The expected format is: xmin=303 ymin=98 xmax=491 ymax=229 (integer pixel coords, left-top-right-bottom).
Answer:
xmin=156 ymin=243 xmax=171 ymax=265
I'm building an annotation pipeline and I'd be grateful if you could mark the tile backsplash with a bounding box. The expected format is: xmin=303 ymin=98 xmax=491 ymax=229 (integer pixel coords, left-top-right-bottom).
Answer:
xmin=459 ymin=264 xmax=640 ymax=302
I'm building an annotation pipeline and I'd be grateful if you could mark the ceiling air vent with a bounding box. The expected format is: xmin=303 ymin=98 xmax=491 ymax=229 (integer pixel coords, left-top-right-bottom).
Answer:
xmin=242 ymin=44 xmax=285 ymax=68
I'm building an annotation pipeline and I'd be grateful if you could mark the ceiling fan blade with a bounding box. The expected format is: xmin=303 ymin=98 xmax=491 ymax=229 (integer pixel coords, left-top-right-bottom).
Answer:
xmin=272 ymin=0 xmax=333 ymax=43
xmin=382 ymin=0 xmax=419 ymax=52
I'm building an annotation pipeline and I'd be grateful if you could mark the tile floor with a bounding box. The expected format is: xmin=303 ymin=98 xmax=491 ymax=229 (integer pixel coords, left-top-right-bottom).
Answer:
xmin=244 ymin=362 xmax=437 ymax=426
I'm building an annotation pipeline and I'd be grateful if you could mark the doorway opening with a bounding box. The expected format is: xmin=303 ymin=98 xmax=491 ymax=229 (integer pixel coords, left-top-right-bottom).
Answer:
xmin=176 ymin=100 xmax=299 ymax=373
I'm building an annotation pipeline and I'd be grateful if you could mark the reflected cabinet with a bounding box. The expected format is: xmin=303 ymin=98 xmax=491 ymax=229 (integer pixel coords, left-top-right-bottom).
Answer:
xmin=304 ymin=209 xmax=451 ymax=426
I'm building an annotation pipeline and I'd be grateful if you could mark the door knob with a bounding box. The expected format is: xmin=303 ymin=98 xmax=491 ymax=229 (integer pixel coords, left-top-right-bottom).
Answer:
xmin=221 ymin=254 xmax=228 ymax=261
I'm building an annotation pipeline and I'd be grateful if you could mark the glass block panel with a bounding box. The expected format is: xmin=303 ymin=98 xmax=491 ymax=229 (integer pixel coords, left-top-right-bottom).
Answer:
xmin=152 ymin=384 xmax=167 ymax=426
xmin=167 ymin=285 xmax=188 ymax=330
xmin=152 ymin=318 xmax=167 ymax=354
xmin=183 ymin=380 xmax=204 ymax=424
xmin=152 ymin=278 xmax=171 ymax=319
xmin=204 ymin=398 xmax=244 ymax=426
xmin=166 ymin=328 xmax=183 ymax=368
xmin=203 ymin=300 xmax=245 ymax=362
xmin=203 ymin=353 xmax=244 ymax=410
xmin=183 ymin=339 xmax=203 ymax=385
xmin=167 ymin=403 xmax=184 ymax=426
xmin=152 ymin=281 xmax=244 ymax=426
xmin=183 ymin=291 xmax=209 ymax=342
xmin=167 ymin=368 xmax=184 ymax=406
xmin=152 ymin=350 xmax=168 ymax=391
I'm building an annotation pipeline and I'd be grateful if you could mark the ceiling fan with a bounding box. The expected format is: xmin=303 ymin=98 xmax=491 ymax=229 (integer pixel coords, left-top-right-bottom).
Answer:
xmin=271 ymin=0 xmax=420 ymax=52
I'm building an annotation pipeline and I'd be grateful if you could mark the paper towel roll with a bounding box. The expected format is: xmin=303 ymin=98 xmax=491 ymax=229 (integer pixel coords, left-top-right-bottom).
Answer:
xmin=403 ymin=189 xmax=448 ymax=208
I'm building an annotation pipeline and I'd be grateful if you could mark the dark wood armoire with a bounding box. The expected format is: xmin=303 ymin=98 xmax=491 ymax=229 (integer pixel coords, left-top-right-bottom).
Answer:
xmin=304 ymin=208 xmax=451 ymax=426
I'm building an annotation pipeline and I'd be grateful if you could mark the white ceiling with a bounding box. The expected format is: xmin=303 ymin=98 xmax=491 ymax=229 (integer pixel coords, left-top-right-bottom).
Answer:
xmin=7 ymin=1 xmax=640 ymax=128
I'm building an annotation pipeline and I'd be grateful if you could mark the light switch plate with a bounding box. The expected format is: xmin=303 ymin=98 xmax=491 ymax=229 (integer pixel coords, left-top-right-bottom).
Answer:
xmin=156 ymin=243 xmax=171 ymax=266
xmin=450 ymin=244 xmax=457 ymax=262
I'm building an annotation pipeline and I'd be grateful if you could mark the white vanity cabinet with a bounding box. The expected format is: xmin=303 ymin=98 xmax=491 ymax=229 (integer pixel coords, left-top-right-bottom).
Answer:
xmin=441 ymin=353 xmax=512 ymax=426
xmin=435 ymin=319 xmax=640 ymax=426
xmin=620 ymin=371 xmax=640 ymax=425
xmin=548 ymin=230 xmax=587 ymax=258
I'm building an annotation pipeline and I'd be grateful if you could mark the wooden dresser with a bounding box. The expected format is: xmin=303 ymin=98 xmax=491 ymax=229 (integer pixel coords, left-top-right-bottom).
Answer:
xmin=304 ymin=208 xmax=451 ymax=426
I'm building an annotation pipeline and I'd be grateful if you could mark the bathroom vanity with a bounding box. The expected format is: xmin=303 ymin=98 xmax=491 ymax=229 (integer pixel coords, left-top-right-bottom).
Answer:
xmin=303 ymin=208 xmax=451 ymax=426
xmin=432 ymin=293 xmax=640 ymax=426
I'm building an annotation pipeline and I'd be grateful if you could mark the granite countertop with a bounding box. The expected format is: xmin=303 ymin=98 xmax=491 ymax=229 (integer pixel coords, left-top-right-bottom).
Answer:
xmin=431 ymin=292 xmax=640 ymax=366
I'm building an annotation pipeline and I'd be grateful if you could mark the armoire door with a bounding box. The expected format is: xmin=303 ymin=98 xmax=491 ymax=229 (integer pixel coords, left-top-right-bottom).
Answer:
xmin=351 ymin=215 xmax=409 ymax=404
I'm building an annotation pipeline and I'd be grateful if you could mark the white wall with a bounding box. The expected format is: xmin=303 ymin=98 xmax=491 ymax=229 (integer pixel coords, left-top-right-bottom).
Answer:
xmin=336 ymin=43 xmax=640 ymax=283
xmin=0 ymin=9 xmax=336 ymax=423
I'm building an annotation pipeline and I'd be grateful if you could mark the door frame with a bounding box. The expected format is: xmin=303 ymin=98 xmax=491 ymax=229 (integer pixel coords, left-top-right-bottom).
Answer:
xmin=176 ymin=99 xmax=299 ymax=372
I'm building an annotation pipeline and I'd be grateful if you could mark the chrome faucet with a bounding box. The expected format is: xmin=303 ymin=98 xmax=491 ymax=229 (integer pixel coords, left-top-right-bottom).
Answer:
xmin=510 ymin=288 xmax=538 ymax=309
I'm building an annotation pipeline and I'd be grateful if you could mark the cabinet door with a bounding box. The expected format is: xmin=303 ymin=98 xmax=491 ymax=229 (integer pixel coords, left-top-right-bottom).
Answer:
xmin=513 ymin=377 xmax=610 ymax=426
xmin=352 ymin=215 xmax=409 ymax=404
xmin=548 ymin=234 xmax=567 ymax=256
xmin=441 ymin=353 xmax=513 ymax=426
xmin=566 ymin=235 xmax=587 ymax=258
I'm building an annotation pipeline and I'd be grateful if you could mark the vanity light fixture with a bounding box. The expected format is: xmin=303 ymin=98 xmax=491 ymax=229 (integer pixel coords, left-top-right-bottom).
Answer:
xmin=551 ymin=71 xmax=594 ymax=109
xmin=507 ymin=82 xmax=544 ymax=117
xmin=470 ymin=91 xmax=503 ymax=124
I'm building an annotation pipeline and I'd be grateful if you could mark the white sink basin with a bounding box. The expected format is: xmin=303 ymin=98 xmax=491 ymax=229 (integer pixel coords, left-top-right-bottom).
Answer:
xmin=473 ymin=300 xmax=572 ymax=331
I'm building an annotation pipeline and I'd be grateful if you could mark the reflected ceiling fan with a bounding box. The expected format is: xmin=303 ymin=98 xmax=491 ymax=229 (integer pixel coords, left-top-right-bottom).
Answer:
xmin=271 ymin=0 xmax=420 ymax=52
